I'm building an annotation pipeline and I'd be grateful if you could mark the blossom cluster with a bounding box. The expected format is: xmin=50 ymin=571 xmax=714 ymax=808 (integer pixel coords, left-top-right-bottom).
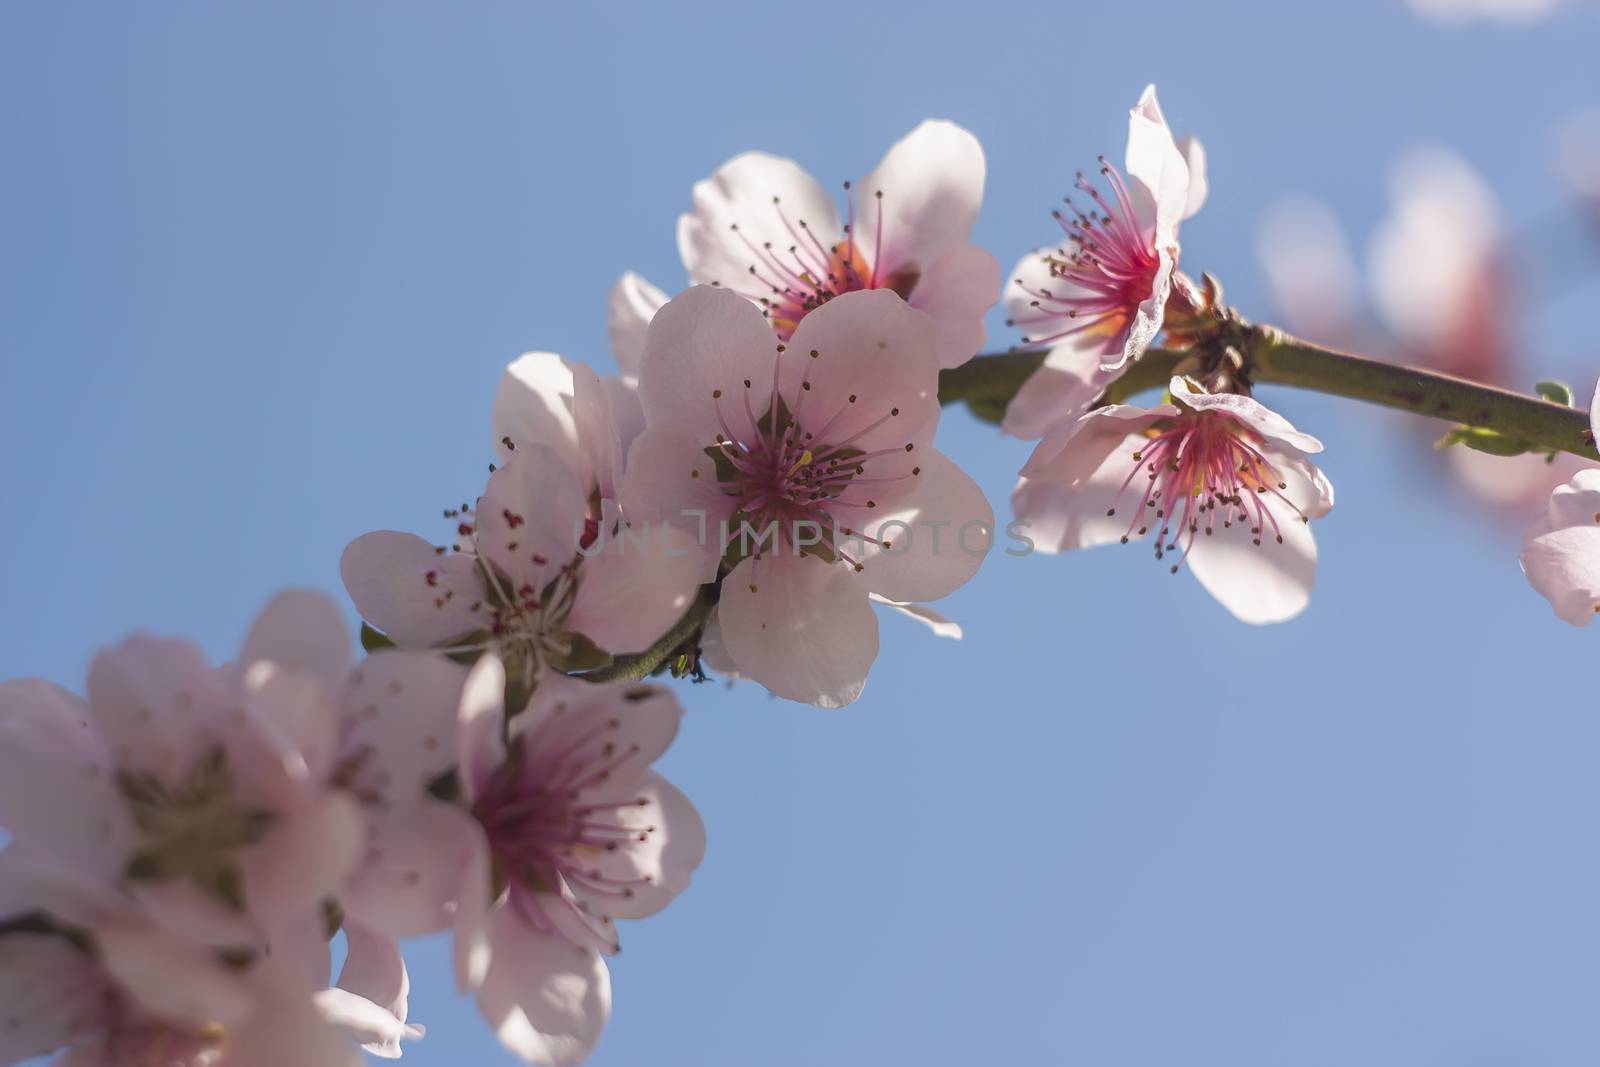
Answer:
xmin=7 ymin=80 xmax=1595 ymax=1066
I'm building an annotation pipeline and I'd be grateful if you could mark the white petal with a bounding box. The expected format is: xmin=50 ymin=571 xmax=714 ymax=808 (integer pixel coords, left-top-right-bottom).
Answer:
xmin=223 ymin=988 xmax=366 ymax=1067
xmin=1178 ymin=134 xmax=1208 ymax=219
xmin=341 ymin=531 xmax=486 ymax=649
xmin=908 ymin=243 xmax=1000 ymax=369
xmin=854 ymin=120 xmax=986 ymax=277
xmin=1521 ymin=469 xmax=1600 ymax=625
xmin=457 ymin=653 xmax=507 ymax=804
xmin=607 ymin=272 xmax=669 ymax=380
xmin=337 ymin=921 xmax=410 ymax=1024
xmin=870 ymin=596 xmax=963 ymax=639
xmin=677 ymin=151 xmax=841 ymax=291
xmin=1124 ymin=85 xmax=1190 ymax=250
xmin=1185 ymin=492 xmax=1319 ymax=625
xmin=313 ymin=987 xmax=423 ymax=1060
xmin=716 ymin=557 xmax=879 ymax=708
xmin=492 ymin=353 xmax=621 ymax=500
xmin=1169 ymin=378 xmax=1325 ymax=454
xmin=475 ymin=906 xmax=611 ymax=1067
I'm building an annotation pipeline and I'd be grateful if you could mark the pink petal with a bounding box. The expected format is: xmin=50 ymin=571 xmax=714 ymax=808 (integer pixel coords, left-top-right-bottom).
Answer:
xmin=677 ymin=151 xmax=841 ymax=291
xmin=854 ymin=120 xmax=986 ymax=278
xmin=567 ymin=522 xmax=706 ymax=656
xmin=475 ymin=905 xmax=611 ymax=1067
xmin=0 ymin=680 xmax=131 ymax=883
xmin=239 ymin=793 xmax=364 ymax=929
xmin=781 ymin=288 xmax=940 ymax=481
xmin=96 ymin=920 xmax=256 ymax=1027
xmin=607 ymin=272 xmax=669 ymax=381
xmin=343 ymin=799 xmax=488 ymax=940
xmin=240 ymin=589 xmax=352 ymax=695
xmin=908 ymin=243 xmax=1000 ymax=369
xmin=1002 ymin=335 xmax=1123 ymax=440
xmin=638 ymin=285 xmax=780 ymax=438
xmin=476 ymin=446 xmax=589 ymax=591
xmin=845 ymin=447 xmax=993 ymax=604
xmin=574 ymin=770 xmax=705 ymax=921
xmin=341 ymin=531 xmax=485 ymax=648
xmin=1521 ymin=469 xmax=1600 ymax=625
xmin=0 ymin=933 xmax=107 ymax=1062
xmin=716 ymin=556 xmax=879 ymax=708
xmin=339 ymin=650 xmax=470 ymax=807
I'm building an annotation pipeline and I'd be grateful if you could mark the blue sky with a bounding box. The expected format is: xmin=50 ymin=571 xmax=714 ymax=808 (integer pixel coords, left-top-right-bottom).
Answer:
xmin=4 ymin=2 xmax=1600 ymax=1064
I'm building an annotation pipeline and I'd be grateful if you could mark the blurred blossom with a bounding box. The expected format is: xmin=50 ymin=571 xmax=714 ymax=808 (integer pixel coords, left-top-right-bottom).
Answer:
xmin=1404 ymin=0 xmax=1566 ymax=23
xmin=1552 ymin=108 xmax=1600 ymax=221
xmin=1254 ymin=196 xmax=1364 ymax=344
xmin=1369 ymin=146 xmax=1508 ymax=381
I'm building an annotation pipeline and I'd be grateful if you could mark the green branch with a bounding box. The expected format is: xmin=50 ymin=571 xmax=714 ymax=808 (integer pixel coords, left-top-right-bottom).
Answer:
xmin=938 ymin=331 xmax=1599 ymax=461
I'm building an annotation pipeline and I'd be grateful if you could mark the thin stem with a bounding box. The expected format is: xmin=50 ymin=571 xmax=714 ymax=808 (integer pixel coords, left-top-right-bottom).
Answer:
xmin=576 ymin=585 xmax=717 ymax=684
xmin=938 ymin=331 xmax=1599 ymax=461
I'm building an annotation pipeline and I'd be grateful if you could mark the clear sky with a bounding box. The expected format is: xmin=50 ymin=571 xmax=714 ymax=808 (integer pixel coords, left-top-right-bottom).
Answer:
xmin=4 ymin=2 xmax=1600 ymax=1065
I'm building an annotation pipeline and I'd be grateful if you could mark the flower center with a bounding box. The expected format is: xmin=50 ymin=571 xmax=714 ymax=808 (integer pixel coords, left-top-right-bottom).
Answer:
xmin=725 ymin=185 xmax=918 ymax=339
xmin=1105 ymin=410 xmax=1306 ymax=573
xmin=1011 ymin=158 xmax=1162 ymax=346
xmin=471 ymin=706 xmax=661 ymax=949
xmin=435 ymin=503 xmax=584 ymax=675
xmin=703 ymin=354 xmax=920 ymax=570
xmin=116 ymin=745 xmax=276 ymax=911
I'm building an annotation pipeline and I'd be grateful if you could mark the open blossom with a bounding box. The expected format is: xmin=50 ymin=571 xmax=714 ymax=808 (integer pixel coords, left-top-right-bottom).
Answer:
xmin=662 ymin=120 xmax=998 ymax=369
xmin=0 ymin=847 xmax=415 ymax=1067
xmin=337 ymin=654 xmax=703 ymax=1066
xmin=621 ymin=285 xmax=994 ymax=707
xmin=1004 ymin=86 xmax=1207 ymax=440
xmin=1521 ymin=386 xmax=1600 ymax=625
xmin=0 ymin=590 xmax=365 ymax=947
xmin=342 ymin=353 xmax=705 ymax=686
xmin=1014 ymin=378 xmax=1335 ymax=624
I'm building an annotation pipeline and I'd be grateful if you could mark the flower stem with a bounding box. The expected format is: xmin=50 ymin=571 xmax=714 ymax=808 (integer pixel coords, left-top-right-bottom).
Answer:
xmin=938 ymin=329 xmax=1599 ymax=461
xmin=576 ymin=585 xmax=717 ymax=684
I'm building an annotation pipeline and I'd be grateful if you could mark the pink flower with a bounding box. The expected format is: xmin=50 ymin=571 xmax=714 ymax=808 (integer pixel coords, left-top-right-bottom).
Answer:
xmin=342 ymin=353 xmax=706 ymax=682
xmin=0 ymin=844 xmax=414 ymax=1067
xmin=675 ymin=120 xmax=999 ymax=369
xmin=622 ymin=286 xmax=994 ymax=707
xmin=1521 ymin=386 xmax=1600 ymax=625
xmin=1014 ymin=378 xmax=1335 ymax=624
xmin=0 ymin=591 xmax=366 ymax=948
xmin=1004 ymin=86 xmax=1207 ymax=440
xmin=336 ymin=655 xmax=704 ymax=1066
